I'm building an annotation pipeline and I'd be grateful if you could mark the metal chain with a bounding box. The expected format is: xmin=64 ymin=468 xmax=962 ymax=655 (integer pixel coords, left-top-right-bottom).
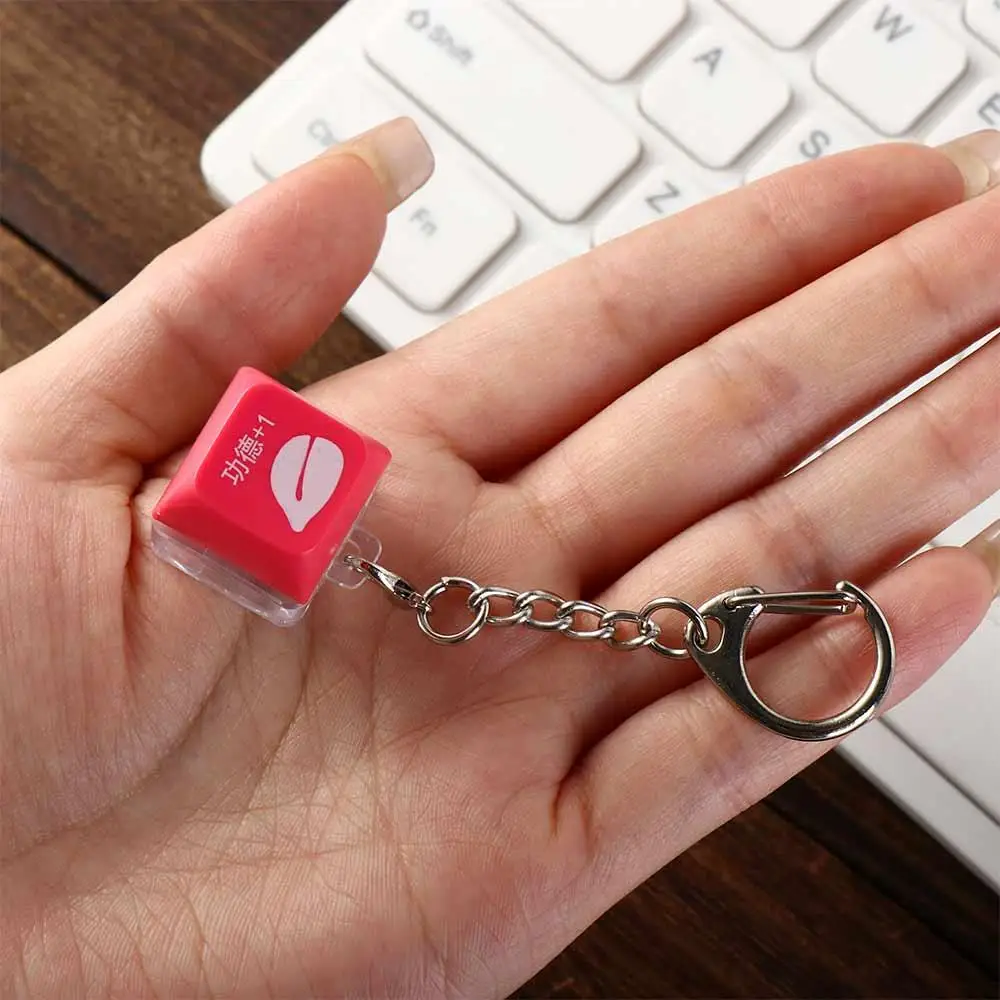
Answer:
xmin=347 ymin=557 xmax=713 ymax=659
xmin=343 ymin=555 xmax=892 ymax=745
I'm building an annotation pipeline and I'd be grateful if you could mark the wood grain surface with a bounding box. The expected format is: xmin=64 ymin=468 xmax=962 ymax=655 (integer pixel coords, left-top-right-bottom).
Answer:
xmin=2 ymin=4 xmax=997 ymax=997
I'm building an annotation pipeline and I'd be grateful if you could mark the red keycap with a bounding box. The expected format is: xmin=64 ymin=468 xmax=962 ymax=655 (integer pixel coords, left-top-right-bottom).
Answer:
xmin=153 ymin=368 xmax=390 ymax=610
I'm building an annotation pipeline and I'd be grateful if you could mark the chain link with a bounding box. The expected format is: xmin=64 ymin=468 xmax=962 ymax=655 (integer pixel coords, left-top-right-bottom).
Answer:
xmin=348 ymin=556 xmax=711 ymax=659
xmin=344 ymin=555 xmax=892 ymax=743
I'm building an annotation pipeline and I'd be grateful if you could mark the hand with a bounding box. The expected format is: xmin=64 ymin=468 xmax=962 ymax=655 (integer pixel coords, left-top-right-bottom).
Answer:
xmin=2 ymin=119 xmax=998 ymax=998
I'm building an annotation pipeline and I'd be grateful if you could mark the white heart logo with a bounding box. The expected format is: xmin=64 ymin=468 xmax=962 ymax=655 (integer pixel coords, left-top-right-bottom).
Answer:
xmin=270 ymin=435 xmax=345 ymax=533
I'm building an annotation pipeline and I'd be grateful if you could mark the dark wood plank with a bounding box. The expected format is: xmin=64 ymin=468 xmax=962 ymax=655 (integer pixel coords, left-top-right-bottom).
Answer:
xmin=1 ymin=0 xmax=334 ymax=293
xmin=2 ymin=4 xmax=996 ymax=997
xmin=518 ymin=782 xmax=995 ymax=999
xmin=0 ymin=226 xmax=99 ymax=369
xmin=768 ymin=752 xmax=998 ymax=975
xmin=0 ymin=0 xmax=378 ymax=385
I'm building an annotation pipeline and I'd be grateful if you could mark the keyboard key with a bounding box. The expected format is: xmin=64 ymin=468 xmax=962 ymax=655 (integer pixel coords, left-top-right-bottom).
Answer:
xmin=507 ymin=0 xmax=686 ymax=81
xmin=926 ymin=77 xmax=1000 ymax=143
xmin=745 ymin=111 xmax=869 ymax=181
xmin=252 ymin=74 xmax=517 ymax=312
xmin=366 ymin=0 xmax=641 ymax=222
xmin=468 ymin=243 xmax=570 ymax=307
xmin=379 ymin=168 xmax=518 ymax=311
xmin=719 ymin=0 xmax=848 ymax=50
xmin=640 ymin=28 xmax=791 ymax=168
xmin=966 ymin=0 xmax=1000 ymax=54
xmin=594 ymin=165 xmax=709 ymax=243
xmin=815 ymin=1 xmax=969 ymax=135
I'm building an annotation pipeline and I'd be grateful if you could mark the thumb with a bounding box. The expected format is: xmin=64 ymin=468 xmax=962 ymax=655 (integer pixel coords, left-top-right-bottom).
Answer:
xmin=0 ymin=118 xmax=433 ymax=485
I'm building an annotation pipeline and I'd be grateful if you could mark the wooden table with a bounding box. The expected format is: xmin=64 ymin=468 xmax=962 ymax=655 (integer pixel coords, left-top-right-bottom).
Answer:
xmin=2 ymin=4 xmax=996 ymax=996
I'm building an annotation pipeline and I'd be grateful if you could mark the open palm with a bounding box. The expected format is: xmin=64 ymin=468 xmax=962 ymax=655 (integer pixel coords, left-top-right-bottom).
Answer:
xmin=2 ymin=125 xmax=998 ymax=998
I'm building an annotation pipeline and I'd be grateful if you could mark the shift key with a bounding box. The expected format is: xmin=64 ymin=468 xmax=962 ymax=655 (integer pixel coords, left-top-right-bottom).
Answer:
xmin=366 ymin=1 xmax=641 ymax=222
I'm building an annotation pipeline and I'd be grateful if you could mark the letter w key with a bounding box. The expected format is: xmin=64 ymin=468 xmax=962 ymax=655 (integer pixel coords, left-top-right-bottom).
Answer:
xmin=815 ymin=0 xmax=968 ymax=135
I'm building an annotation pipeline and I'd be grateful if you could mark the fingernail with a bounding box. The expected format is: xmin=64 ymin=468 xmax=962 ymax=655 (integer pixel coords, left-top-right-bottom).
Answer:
xmin=937 ymin=129 xmax=1000 ymax=199
xmin=965 ymin=519 xmax=1000 ymax=596
xmin=334 ymin=117 xmax=435 ymax=210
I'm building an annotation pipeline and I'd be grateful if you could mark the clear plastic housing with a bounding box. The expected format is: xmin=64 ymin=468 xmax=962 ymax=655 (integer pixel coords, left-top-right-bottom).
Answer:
xmin=151 ymin=521 xmax=382 ymax=627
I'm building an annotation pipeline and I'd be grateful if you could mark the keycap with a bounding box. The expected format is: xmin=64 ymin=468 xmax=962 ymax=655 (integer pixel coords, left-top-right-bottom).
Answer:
xmin=507 ymin=0 xmax=687 ymax=81
xmin=252 ymin=74 xmax=517 ymax=312
xmin=814 ymin=0 xmax=969 ymax=135
xmin=719 ymin=0 xmax=848 ymax=50
xmin=745 ymin=111 xmax=870 ymax=182
xmin=153 ymin=368 xmax=391 ymax=613
xmin=468 ymin=243 xmax=570 ymax=307
xmin=594 ymin=165 xmax=709 ymax=244
xmin=366 ymin=1 xmax=641 ymax=222
xmin=966 ymin=0 xmax=1000 ymax=53
xmin=926 ymin=77 xmax=1000 ymax=143
xmin=640 ymin=28 xmax=792 ymax=168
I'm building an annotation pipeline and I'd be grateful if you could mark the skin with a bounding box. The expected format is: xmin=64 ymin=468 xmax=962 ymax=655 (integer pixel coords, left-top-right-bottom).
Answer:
xmin=1 ymin=139 xmax=998 ymax=998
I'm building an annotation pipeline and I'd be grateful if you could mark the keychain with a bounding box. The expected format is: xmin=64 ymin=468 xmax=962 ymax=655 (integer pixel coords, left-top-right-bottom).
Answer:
xmin=152 ymin=368 xmax=894 ymax=743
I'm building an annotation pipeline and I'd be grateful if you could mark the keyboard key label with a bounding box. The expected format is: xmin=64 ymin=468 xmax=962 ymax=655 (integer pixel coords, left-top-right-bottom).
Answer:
xmin=640 ymin=28 xmax=791 ymax=168
xmin=873 ymin=3 xmax=914 ymax=42
xmin=927 ymin=79 xmax=1000 ymax=144
xmin=746 ymin=112 xmax=869 ymax=181
xmin=815 ymin=0 xmax=968 ymax=135
xmin=404 ymin=7 xmax=474 ymax=66
xmin=976 ymin=88 xmax=1000 ymax=127
xmin=595 ymin=165 xmax=709 ymax=243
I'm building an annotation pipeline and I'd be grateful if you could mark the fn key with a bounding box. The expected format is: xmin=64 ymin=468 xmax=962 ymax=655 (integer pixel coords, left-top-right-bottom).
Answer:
xmin=252 ymin=74 xmax=517 ymax=312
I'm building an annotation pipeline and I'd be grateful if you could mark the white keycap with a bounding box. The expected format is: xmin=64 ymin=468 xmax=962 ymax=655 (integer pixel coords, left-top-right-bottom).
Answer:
xmin=380 ymin=171 xmax=518 ymax=311
xmin=366 ymin=1 xmax=641 ymax=222
xmin=888 ymin=603 xmax=1000 ymax=824
xmin=594 ymin=165 xmax=709 ymax=243
xmin=966 ymin=0 xmax=1000 ymax=53
xmin=252 ymin=74 xmax=517 ymax=312
xmin=640 ymin=28 xmax=792 ymax=168
xmin=814 ymin=0 xmax=969 ymax=135
xmin=745 ymin=111 xmax=870 ymax=181
xmin=926 ymin=77 xmax=1000 ymax=143
xmin=719 ymin=0 xmax=848 ymax=50
xmin=507 ymin=0 xmax=687 ymax=81
xmin=468 ymin=243 xmax=570 ymax=307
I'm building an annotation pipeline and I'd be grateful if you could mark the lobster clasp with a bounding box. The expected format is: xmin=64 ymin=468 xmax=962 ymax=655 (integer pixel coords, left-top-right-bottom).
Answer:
xmin=684 ymin=582 xmax=894 ymax=742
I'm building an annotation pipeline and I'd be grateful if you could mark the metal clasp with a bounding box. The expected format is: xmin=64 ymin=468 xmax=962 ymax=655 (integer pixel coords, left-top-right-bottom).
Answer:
xmin=347 ymin=556 xmax=431 ymax=612
xmin=684 ymin=582 xmax=894 ymax=742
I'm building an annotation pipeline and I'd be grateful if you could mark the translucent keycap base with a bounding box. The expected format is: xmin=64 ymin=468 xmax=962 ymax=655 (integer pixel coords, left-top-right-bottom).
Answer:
xmin=151 ymin=521 xmax=381 ymax=627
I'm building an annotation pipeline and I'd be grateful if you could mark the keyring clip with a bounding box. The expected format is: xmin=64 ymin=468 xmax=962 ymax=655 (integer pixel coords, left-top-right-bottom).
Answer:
xmin=684 ymin=581 xmax=894 ymax=742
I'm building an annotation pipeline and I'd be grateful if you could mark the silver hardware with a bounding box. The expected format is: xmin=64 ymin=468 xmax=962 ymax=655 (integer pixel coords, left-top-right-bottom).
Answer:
xmin=346 ymin=556 xmax=431 ymax=612
xmin=515 ymin=591 xmax=575 ymax=632
xmin=557 ymin=600 xmax=615 ymax=642
xmin=345 ymin=555 xmax=894 ymax=742
xmin=599 ymin=609 xmax=661 ymax=651
xmin=639 ymin=596 xmax=711 ymax=660
xmin=417 ymin=577 xmax=489 ymax=645
xmin=686 ymin=582 xmax=894 ymax=742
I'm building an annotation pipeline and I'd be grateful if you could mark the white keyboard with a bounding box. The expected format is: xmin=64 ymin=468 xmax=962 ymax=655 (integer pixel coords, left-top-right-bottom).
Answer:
xmin=202 ymin=0 xmax=1000 ymax=887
